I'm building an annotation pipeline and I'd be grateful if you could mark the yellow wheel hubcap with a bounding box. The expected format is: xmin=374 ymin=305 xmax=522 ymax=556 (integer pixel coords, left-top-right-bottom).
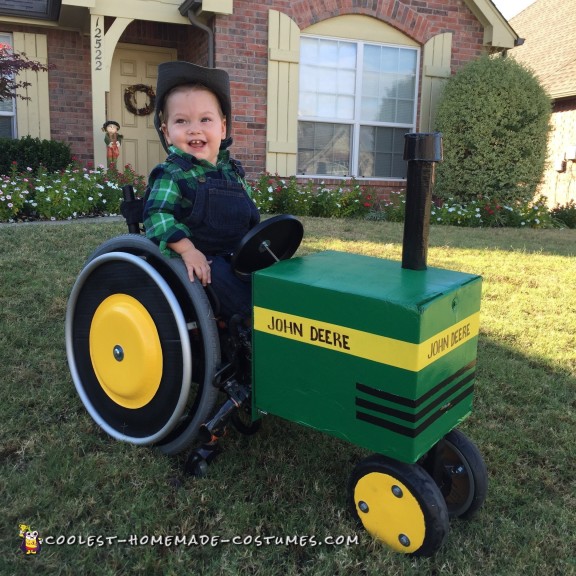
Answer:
xmin=89 ymin=294 xmax=163 ymax=409
xmin=354 ymin=471 xmax=426 ymax=553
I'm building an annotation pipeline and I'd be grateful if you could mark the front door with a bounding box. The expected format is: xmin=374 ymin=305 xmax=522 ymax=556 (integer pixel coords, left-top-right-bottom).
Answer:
xmin=110 ymin=45 xmax=176 ymax=177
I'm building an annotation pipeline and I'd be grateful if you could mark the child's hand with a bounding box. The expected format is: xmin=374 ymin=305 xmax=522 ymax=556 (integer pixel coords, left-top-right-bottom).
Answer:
xmin=169 ymin=239 xmax=212 ymax=286
xmin=180 ymin=245 xmax=212 ymax=286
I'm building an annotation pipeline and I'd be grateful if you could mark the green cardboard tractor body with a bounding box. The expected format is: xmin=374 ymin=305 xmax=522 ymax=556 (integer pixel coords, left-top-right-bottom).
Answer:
xmin=253 ymin=250 xmax=481 ymax=463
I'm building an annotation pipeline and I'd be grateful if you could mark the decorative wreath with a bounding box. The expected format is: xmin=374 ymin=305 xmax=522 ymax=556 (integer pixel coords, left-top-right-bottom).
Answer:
xmin=123 ymin=84 xmax=156 ymax=116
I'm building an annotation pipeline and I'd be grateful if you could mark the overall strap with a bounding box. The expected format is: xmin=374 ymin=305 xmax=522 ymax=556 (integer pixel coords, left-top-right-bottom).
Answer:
xmin=229 ymin=158 xmax=251 ymax=193
xmin=166 ymin=152 xmax=196 ymax=172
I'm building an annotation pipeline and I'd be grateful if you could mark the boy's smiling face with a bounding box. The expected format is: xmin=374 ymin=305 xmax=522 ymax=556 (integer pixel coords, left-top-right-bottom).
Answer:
xmin=161 ymin=85 xmax=226 ymax=165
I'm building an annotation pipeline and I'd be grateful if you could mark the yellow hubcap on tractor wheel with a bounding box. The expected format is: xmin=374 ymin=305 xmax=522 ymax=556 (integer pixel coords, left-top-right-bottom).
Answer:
xmin=354 ymin=471 xmax=426 ymax=553
xmin=89 ymin=294 xmax=163 ymax=408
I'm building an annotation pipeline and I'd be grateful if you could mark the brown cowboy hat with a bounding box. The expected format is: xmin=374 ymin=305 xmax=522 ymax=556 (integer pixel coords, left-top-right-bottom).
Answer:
xmin=154 ymin=61 xmax=232 ymax=152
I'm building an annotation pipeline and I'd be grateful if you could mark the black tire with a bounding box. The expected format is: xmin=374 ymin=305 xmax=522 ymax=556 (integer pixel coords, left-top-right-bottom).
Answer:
xmin=185 ymin=454 xmax=209 ymax=478
xmin=66 ymin=235 xmax=220 ymax=455
xmin=422 ymin=429 xmax=488 ymax=519
xmin=348 ymin=454 xmax=449 ymax=557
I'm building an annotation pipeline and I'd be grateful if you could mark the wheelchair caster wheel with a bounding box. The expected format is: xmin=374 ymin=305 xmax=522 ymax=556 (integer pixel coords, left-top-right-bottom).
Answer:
xmin=184 ymin=442 xmax=222 ymax=478
xmin=185 ymin=454 xmax=209 ymax=478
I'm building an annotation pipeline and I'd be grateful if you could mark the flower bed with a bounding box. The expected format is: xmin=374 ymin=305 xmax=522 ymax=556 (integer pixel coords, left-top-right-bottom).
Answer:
xmin=0 ymin=162 xmax=146 ymax=222
xmin=0 ymin=165 xmax=573 ymax=228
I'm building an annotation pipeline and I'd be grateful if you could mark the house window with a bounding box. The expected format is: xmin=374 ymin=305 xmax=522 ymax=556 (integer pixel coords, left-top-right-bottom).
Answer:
xmin=0 ymin=1 xmax=60 ymax=21
xmin=298 ymin=36 xmax=418 ymax=179
xmin=0 ymin=33 xmax=16 ymax=139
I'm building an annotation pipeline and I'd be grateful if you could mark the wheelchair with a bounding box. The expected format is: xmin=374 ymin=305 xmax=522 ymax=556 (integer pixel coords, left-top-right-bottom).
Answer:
xmin=66 ymin=178 xmax=488 ymax=557
xmin=66 ymin=186 xmax=303 ymax=472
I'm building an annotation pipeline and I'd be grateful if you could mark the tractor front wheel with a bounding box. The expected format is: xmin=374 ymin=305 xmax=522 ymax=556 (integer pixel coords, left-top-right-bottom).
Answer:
xmin=348 ymin=454 xmax=449 ymax=557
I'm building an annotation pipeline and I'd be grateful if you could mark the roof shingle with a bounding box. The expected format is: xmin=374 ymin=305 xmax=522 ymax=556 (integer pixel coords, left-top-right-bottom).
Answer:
xmin=510 ymin=0 xmax=576 ymax=99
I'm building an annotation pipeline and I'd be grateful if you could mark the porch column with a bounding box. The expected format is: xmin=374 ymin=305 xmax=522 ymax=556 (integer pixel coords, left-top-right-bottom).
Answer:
xmin=90 ymin=14 xmax=132 ymax=168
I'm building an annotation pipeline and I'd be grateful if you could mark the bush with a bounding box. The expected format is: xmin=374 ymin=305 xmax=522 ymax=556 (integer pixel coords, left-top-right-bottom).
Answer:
xmin=0 ymin=162 xmax=146 ymax=222
xmin=551 ymin=199 xmax=576 ymax=228
xmin=0 ymin=136 xmax=72 ymax=174
xmin=429 ymin=195 xmax=556 ymax=228
xmin=0 ymin=164 xmax=568 ymax=228
xmin=434 ymin=55 xmax=551 ymax=206
xmin=250 ymin=173 xmax=372 ymax=219
xmin=366 ymin=190 xmax=406 ymax=222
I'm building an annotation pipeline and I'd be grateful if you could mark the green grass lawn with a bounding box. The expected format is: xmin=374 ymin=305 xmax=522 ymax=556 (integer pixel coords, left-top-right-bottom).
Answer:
xmin=1 ymin=217 xmax=575 ymax=575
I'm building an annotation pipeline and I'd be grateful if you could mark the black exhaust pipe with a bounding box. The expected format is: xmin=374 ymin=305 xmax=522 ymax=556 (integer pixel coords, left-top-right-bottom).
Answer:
xmin=401 ymin=132 xmax=443 ymax=271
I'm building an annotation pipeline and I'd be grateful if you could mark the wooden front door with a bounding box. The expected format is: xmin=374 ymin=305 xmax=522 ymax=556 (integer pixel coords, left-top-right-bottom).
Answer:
xmin=110 ymin=45 xmax=176 ymax=177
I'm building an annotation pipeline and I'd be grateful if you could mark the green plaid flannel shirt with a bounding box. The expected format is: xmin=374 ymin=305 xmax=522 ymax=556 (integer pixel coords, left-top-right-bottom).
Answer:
xmin=143 ymin=145 xmax=253 ymax=257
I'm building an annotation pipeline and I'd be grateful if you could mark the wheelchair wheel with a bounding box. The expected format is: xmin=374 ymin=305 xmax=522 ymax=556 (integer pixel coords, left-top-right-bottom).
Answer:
xmin=420 ymin=429 xmax=488 ymax=519
xmin=348 ymin=454 xmax=449 ymax=557
xmin=66 ymin=235 xmax=220 ymax=455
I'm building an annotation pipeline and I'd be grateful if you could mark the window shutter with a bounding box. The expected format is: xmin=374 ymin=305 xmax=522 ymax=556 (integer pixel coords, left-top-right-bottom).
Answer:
xmin=266 ymin=10 xmax=299 ymax=176
xmin=13 ymin=32 xmax=50 ymax=140
xmin=419 ymin=33 xmax=452 ymax=133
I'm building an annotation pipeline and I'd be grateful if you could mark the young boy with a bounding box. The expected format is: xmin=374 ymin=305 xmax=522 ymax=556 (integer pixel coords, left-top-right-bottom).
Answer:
xmin=143 ymin=61 xmax=260 ymax=321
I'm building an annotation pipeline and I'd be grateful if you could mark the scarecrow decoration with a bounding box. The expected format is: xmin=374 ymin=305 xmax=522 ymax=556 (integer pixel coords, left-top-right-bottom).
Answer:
xmin=102 ymin=120 xmax=123 ymax=168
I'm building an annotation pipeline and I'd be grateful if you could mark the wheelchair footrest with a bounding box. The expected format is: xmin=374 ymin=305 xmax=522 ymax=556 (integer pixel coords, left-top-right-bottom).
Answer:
xmin=198 ymin=379 xmax=251 ymax=442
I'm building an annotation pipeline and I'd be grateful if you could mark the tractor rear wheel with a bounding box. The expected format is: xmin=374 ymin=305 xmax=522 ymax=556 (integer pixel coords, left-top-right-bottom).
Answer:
xmin=420 ymin=429 xmax=488 ymax=519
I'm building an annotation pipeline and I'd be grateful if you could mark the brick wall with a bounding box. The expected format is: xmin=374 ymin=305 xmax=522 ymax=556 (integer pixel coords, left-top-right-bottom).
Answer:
xmin=46 ymin=29 xmax=93 ymax=164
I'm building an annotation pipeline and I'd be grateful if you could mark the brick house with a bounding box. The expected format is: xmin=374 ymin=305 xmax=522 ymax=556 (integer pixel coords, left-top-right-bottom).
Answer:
xmin=510 ymin=0 xmax=576 ymax=207
xmin=0 ymin=0 xmax=518 ymax=196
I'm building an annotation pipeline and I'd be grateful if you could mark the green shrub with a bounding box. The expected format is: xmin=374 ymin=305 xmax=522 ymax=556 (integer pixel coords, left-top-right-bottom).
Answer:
xmin=307 ymin=184 xmax=340 ymax=217
xmin=250 ymin=172 xmax=276 ymax=214
xmin=334 ymin=180 xmax=372 ymax=219
xmin=0 ymin=169 xmax=29 ymax=221
xmin=430 ymin=195 xmax=556 ymax=228
xmin=0 ymin=163 xmax=568 ymax=228
xmin=551 ymin=199 xmax=576 ymax=228
xmin=367 ymin=190 xmax=406 ymax=222
xmin=434 ymin=55 xmax=551 ymax=206
xmin=0 ymin=162 xmax=146 ymax=222
xmin=0 ymin=135 xmax=72 ymax=174
xmin=250 ymin=173 xmax=372 ymax=219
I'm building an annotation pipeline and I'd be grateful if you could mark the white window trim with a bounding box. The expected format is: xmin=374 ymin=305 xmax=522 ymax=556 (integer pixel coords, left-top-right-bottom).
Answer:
xmin=298 ymin=33 xmax=420 ymax=181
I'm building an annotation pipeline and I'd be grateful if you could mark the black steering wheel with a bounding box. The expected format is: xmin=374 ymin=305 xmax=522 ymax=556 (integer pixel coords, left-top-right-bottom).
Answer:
xmin=231 ymin=214 xmax=304 ymax=279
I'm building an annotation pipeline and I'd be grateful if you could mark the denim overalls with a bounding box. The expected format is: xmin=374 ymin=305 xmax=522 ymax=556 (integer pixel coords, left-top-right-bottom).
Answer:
xmin=160 ymin=153 xmax=260 ymax=320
